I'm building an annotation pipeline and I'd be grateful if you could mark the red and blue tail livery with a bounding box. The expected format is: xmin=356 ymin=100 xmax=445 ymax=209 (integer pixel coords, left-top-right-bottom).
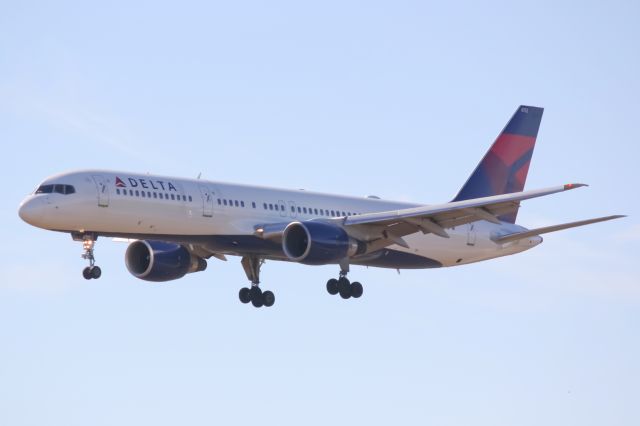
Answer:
xmin=453 ymin=105 xmax=544 ymax=223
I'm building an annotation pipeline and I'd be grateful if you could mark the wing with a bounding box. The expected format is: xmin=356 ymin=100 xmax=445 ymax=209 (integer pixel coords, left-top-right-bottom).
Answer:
xmin=492 ymin=215 xmax=626 ymax=243
xmin=339 ymin=183 xmax=587 ymax=251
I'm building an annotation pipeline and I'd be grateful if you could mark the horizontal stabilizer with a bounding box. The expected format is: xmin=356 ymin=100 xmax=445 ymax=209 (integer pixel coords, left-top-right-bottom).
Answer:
xmin=493 ymin=215 xmax=626 ymax=244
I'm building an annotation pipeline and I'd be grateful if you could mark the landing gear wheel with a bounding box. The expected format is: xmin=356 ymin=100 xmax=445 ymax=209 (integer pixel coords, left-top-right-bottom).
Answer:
xmin=326 ymin=279 xmax=339 ymax=295
xmin=90 ymin=266 xmax=102 ymax=279
xmin=337 ymin=277 xmax=350 ymax=291
xmin=250 ymin=286 xmax=264 ymax=308
xmin=83 ymin=267 xmax=92 ymax=280
xmin=263 ymin=291 xmax=275 ymax=307
xmin=328 ymin=271 xmax=364 ymax=300
xmin=351 ymin=282 xmax=363 ymax=298
xmin=339 ymin=284 xmax=352 ymax=299
xmin=239 ymin=287 xmax=251 ymax=304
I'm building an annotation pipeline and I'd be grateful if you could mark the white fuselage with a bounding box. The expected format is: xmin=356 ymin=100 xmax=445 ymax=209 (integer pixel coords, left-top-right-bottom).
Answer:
xmin=18 ymin=170 xmax=542 ymax=269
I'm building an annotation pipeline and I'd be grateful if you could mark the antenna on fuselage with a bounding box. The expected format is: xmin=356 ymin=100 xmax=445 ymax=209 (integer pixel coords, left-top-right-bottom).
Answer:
xmin=197 ymin=172 xmax=202 ymax=179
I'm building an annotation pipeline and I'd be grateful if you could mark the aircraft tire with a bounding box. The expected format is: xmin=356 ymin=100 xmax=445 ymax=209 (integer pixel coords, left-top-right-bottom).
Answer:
xmin=90 ymin=266 xmax=102 ymax=279
xmin=337 ymin=277 xmax=350 ymax=292
xmin=339 ymin=285 xmax=352 ymax=299
xmin=250 ymin=287 xmax=264 ymax=307
xmin=326 ymin=279 xmax=339 ymax=295
xmin=82 ymin=267 xmax=92 ymax=280
xmin=263 ymin=291 xmax=275 ymax=307
xmin=239 ymin=287 xmax=251 ymax=304
xmin=351 ymin=282 xmax=363 ymax=298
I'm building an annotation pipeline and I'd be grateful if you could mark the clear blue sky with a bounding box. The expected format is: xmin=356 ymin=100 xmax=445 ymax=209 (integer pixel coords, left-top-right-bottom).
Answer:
xmin=1 ymin=1 xmax=638 ymax=425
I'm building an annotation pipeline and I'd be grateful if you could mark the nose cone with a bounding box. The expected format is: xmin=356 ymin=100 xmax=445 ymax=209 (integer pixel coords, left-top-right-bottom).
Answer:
xmin=18 ymin=197 xmax=44 ymax=226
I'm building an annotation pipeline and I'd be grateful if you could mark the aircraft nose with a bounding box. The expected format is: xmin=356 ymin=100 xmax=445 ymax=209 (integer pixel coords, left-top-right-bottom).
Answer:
xmin=18 ymin=197 xmax=44 ymax=226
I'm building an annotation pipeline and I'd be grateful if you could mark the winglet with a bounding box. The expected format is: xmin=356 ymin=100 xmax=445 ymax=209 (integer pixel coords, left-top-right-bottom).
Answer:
xmin=564 ymin=183 xmax=588 ymax=190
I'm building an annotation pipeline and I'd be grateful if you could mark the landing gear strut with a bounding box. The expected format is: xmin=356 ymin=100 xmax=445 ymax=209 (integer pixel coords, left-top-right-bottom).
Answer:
xmin=326 ymin=265 xmax=363 ymax=300
xmin=239 ymin=256 xmax=275 ymax=308
xmin=75 ymin=233 xmax=101 ymax=280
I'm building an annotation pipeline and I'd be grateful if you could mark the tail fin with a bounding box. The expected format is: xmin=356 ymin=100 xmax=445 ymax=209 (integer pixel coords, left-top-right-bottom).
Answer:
xmin=453 ymin=105 xmax=544 ymax=223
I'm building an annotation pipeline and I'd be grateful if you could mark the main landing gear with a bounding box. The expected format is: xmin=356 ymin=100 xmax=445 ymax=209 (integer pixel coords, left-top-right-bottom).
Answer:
xmin=326 ymin=267 xmax=363 ymax=300
xmin=238 ymin=256 xmax=275 ymax=308
xmin=76 ymin=233 xmax=101 ymax=280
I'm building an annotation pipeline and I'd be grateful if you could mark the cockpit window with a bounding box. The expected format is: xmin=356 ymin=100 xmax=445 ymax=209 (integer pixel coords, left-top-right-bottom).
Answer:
xmin=35 ymin=184 xmax=75 ymax=195
xmin=35 ymin=185 xmax=53 ymax=194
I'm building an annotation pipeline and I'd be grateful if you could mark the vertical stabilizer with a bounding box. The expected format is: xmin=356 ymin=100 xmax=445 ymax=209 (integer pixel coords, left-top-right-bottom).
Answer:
xmin=453 ymin=105 xmax=544 ymax=223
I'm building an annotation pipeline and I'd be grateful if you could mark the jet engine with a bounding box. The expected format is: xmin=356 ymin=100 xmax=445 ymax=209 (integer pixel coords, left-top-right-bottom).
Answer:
xmin=125 ymin=240 xmax=207 ymax=282
xmin=282 ymin=221 xmax=365 ymax=265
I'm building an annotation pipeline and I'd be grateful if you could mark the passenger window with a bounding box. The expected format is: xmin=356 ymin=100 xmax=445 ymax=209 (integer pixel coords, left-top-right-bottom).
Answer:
xmin=314 ymin=208 xmax=318 ymax=215
xmin=241 ymin=201 xmax=245 ymax=207
xmin=182 ymin=195 xmax=186 ymax=201
xmin=252 ymin=202 xmax=256 ymax=208
xmin=223 ymin=199 xmax=227 ymax=206
xmin=189 ymin=196 xmax=192 ymax=202
xmin=280 ymin=205 xmax=285 ymax=211
xmin=297 ymin=207 xmax=301 ymax=213
xmin=331 ymin=210 xmax=335 ymax=216
xmin=263 ymin=203 xmax=267 ymax=209
xmin=116 ymin=189 xmax=120 ymax=195
xmin=148 ymin=192 xmax=151 ymax=198
xmin=303 ymin=207 xmax=307 ymax=214
xmin=269 ymin=204 xmax=273 ymax=210
xmin=218 ymin=198 xmax=222 ymax=205
xmin=142 ymin=191 xmax=146 ymax=198
xmin=171 ymin=194 xmax=175 ymax=200
xmin=291 ymin=206 xmax=295 ymax=212
xmin=234 ymin=200 xmax=239 ymax=207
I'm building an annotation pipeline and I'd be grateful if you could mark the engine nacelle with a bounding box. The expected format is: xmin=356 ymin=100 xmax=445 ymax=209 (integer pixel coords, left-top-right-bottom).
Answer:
xmin=125 ymin=240 xmax=207 ymax=282
xmin=282 ymin=221 xmax=364 ymax=265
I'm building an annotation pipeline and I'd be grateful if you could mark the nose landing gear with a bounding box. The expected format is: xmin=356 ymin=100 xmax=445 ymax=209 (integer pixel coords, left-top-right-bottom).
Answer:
xmin=74 ymin=233 xmax=102 ymax=280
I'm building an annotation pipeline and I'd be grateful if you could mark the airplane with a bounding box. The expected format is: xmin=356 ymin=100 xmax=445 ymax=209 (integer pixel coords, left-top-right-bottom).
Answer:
xmin=18 ymin=105 xmax=624 ymax=308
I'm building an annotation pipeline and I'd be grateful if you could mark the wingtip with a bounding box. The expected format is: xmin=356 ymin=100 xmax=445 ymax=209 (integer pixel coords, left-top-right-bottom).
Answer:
xmin=564 ymin=183 xmax=588 ymax=190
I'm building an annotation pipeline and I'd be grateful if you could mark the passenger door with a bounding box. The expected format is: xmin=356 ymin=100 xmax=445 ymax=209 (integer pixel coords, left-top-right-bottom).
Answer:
xmin=278 ymin=200 xmax=287 ymax=218
xmin=198 ymin=183 xmax=214 ymax=217
xmin=92 ymin=175 xmax=109 ymax=207
xmin=288 ymin=201 xmax=297 ymax=219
